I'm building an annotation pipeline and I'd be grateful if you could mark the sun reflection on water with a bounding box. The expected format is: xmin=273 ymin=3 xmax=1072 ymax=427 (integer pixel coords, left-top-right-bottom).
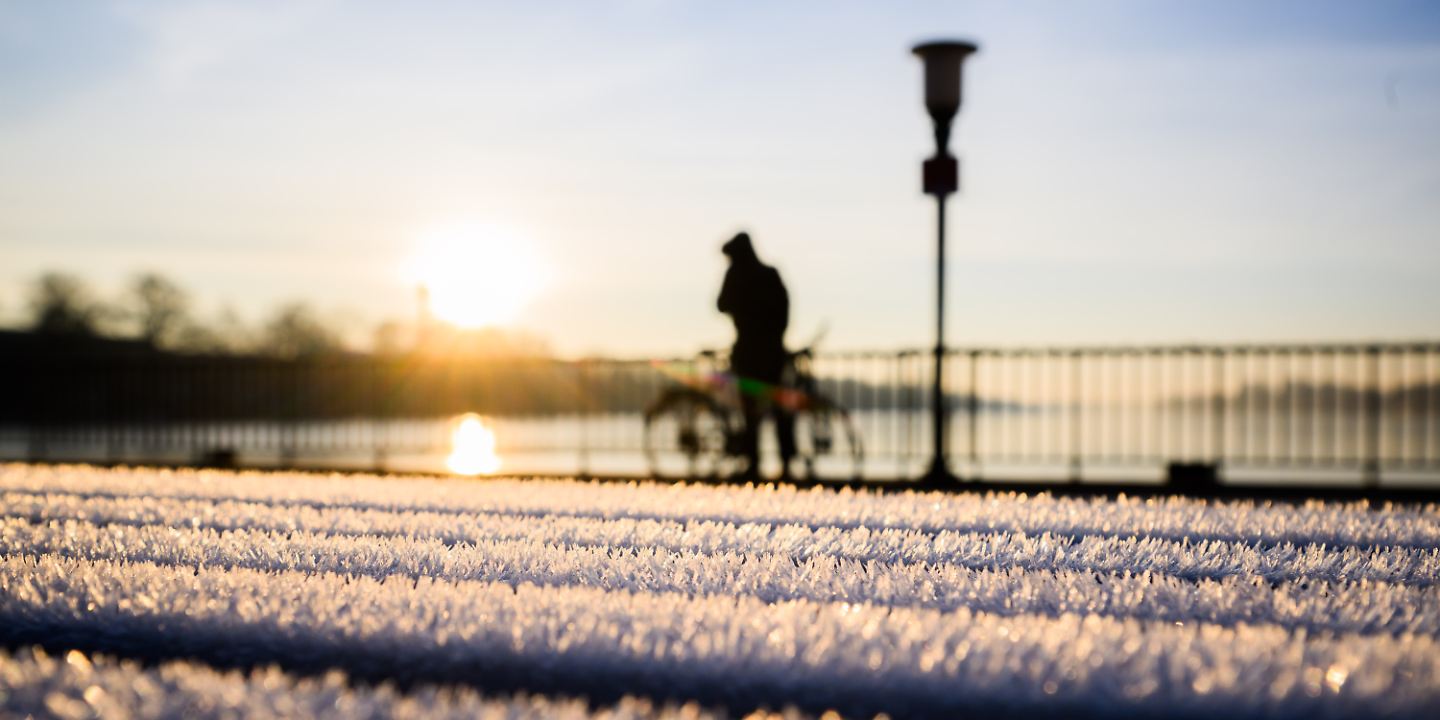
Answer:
xmin=446 ymin=414 xmax=501 ymax=475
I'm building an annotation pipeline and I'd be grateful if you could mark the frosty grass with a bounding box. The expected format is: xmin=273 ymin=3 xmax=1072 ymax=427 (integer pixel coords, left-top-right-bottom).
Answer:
xmin=1 ymin=463 xmax=1437 ymax=718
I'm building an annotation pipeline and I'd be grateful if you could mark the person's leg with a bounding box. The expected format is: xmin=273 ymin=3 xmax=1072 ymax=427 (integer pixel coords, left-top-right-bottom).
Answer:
xmin=738 ymin=391 xmax=762 ymax=479
xmin=753 ymin=349 xmax=793 ymax=480
xmin=774 ymin=404 xmax=796 ymax=479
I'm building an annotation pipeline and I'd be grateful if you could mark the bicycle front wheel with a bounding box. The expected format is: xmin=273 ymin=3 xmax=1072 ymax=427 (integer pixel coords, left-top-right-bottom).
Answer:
xmin=642 ymin=387 xmax=735 ymax=481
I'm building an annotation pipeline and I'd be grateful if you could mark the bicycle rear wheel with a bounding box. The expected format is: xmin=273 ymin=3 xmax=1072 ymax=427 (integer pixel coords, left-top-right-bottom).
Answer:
xmin=793 ymin=395 xmax=864 ymax=481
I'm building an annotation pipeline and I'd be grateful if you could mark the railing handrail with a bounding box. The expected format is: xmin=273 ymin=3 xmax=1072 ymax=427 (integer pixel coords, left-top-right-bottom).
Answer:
xmin=778 ymin=341 xmax=1440 ymax=361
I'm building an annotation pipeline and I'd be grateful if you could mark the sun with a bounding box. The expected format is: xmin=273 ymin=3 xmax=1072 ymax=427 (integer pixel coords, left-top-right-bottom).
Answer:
xmin=446 ymin=414 xmax=502 ymax=475
xmin=405 ymin=222 xmax=546 ymax=328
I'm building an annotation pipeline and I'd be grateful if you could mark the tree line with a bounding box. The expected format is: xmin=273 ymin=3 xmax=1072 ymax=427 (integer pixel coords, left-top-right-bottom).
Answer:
xmin=15 ymin=271 xmax=551 ymax=359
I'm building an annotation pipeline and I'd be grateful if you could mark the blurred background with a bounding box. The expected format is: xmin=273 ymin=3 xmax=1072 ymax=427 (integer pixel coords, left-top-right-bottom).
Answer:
xmin=2 ymin=1 xmax=1437 ymax=485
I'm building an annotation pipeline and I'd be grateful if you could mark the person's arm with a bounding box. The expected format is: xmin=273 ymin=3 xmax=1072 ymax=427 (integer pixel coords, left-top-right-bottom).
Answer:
xmin=717 ymin=266 xmax=736 ymax=314
xmin=777 ymin=276 xmax=789 ymax=335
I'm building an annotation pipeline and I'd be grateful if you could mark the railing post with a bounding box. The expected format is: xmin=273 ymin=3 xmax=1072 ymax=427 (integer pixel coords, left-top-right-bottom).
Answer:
xmin=27 ymin=355 xmax=48 ymax=463
xmin=1212 ymin=348 xmax=1226 ymax=473
xmin=905 ymin=351 xmax=920 ymax=465
xmin=372 ymin=358 xmax=389 ymax=473
xmin=280 ymin=360 xmax=298 ymax=469
xmin=1069 ymin=350 xmax=1083 ymax=482
xmin=963 ymin=349 xmax=978 ymax=478
xmin=105 ymin=357 xmax=121 ymax=463
xmin=893 ymin=350 xmax=905 ymax=476
xmin=577 ymin=358 xmax=591 ymax=479
xmin=1363 ymin=345 xmax=1382 ymax=487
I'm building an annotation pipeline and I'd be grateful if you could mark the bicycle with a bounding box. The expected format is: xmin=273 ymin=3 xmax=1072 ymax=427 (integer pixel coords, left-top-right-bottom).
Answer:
xmin=642 ymin=346 xmax=863 ymax=481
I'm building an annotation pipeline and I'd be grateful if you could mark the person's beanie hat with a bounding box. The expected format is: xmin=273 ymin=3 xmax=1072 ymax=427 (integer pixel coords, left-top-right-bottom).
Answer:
xmin=722 ymin=232 xmax=752 ymax=257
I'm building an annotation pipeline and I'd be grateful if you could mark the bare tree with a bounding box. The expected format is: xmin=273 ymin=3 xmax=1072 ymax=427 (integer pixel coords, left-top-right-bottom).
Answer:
xmin=27 ymin=272 xmax=103 ymax=336
xmin=171 ymin=305 xmax=254 ymax=355
xmin=127 ymin=273 xmax=190 ymax=347
xmin=259 ymin=303 xmax=342 ymax=358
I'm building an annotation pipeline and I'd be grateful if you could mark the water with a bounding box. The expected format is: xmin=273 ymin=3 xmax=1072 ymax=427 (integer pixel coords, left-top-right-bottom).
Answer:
xmin=3 ymin=407 xmax=1437 ymax=485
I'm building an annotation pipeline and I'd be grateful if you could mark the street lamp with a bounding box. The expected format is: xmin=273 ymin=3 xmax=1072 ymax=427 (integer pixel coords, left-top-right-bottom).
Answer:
xmin=913 ymin=39 xmax=978 ymax=485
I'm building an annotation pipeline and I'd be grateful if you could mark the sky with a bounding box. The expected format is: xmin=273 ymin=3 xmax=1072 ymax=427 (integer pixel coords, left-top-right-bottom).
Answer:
xmin=2 ymin=0 xmax=1438 ymax=357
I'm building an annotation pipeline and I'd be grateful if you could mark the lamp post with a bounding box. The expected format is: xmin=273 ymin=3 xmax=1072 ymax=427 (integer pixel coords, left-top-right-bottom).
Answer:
xmin=913 ymin=40 xmax=978 ymax=484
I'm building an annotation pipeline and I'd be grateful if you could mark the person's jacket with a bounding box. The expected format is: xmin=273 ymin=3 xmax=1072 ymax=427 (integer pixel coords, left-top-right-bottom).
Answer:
xmin=718 ymin=256 xmax=788 ymax=354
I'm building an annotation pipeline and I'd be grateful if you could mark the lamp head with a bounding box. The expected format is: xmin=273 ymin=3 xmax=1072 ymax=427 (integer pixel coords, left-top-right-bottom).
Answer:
xmin=912 ymin=40 xmax=978 ymax=126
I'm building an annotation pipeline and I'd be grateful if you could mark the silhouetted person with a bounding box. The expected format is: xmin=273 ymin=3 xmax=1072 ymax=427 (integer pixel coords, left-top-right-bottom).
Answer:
xmin=717 ymin=232 xmax=796 ymax=479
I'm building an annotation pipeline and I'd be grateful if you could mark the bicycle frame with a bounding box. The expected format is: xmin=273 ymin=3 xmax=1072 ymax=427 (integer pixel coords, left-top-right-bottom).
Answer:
xmin=642 ymin=347 xmax=863 ymax=480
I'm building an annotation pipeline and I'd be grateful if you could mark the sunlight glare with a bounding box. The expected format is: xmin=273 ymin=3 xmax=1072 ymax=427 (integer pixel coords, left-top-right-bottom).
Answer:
xmin=406 ymin=222 xmax=545 ymax=328
xmin=446 ymin=413 xmax=502 ymax=475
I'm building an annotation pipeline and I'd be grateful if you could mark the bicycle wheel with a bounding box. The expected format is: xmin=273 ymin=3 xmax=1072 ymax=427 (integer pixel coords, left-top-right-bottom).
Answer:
xmin=793 ymin=394 xmax=864 ymax=481
xmin=642 ymin=387 xmax=735 ymax=480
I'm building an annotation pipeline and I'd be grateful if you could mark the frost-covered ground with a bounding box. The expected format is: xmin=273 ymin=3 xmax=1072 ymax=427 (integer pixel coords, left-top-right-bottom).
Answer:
xmin=1 ymin=464 xmax=1438 ymax=719
xmin=0 ymin=647 xmax=730 ymax=720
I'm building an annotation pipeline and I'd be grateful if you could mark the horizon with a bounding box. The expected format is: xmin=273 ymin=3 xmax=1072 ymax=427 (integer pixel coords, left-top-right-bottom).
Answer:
xmin=4 ymin=1 xmax=1439 ymax=357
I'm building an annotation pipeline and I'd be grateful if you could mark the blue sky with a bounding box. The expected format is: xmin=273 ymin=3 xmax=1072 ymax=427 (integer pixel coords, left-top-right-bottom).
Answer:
xmin=2 ymin=1 xmax=1437 ymax=355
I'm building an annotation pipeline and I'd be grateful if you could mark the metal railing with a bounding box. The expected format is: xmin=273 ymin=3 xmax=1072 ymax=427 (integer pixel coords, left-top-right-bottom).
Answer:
xmin=2 ymin=342 xmax=1436 ymax=484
